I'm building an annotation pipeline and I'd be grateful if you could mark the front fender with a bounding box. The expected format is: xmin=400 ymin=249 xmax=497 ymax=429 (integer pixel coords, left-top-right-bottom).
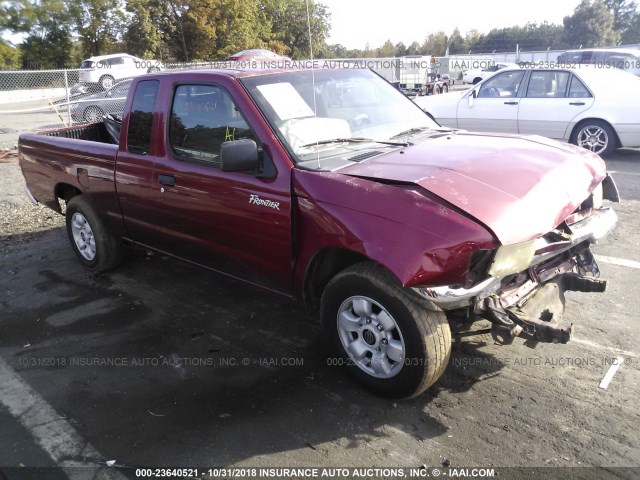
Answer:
xmin=292 ymin=169 xmax=497 ymax=294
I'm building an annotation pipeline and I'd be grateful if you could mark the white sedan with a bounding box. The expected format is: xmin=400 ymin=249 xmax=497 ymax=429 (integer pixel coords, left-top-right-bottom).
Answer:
xmin=414 ymin=65 xmax=640 ymax=156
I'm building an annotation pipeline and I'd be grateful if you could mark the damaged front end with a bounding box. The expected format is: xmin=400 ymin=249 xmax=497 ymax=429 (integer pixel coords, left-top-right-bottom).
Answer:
xmin=415 ymin=176 xmax=619 ymax=345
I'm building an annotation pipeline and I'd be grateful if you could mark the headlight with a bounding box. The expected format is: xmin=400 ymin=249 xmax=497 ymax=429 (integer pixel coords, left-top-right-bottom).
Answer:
xmin=488 ymin=240 xmax=537 ymax=278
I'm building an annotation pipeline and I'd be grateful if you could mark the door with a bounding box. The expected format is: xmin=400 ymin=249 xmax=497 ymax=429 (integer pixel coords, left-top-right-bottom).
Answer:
xmin=150 ymin=83 xmax=293 ymax=293
xmin=456 ymin=70 xmax=526 ymax=133
xmin=517 ymin=71 xmax=594 ymax=140
xmin=115 ymin=79 xmax=163 ymax=246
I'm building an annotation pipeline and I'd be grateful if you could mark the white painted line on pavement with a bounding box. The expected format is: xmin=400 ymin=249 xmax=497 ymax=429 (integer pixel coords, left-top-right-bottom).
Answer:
xmin=572 ymin=337 xmax=639 ymax=360
xmin=608 ymin=170 xmax=640 ymax=176
xmin=595 ymin=255 xmax=640 ymax=270
xmin=0 ymin=357 xmax=126 ymax=480
xmin=599 ymin=357 xmax=624 ymax=389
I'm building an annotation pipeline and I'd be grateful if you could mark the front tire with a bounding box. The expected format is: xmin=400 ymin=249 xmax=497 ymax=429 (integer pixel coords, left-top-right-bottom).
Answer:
xmin=99 ymin=75 xmax=114 ymax=90
xmin=321 ymin=262 xmax=451 ymax=398
xmin=65 ymin=196 xmax=122 ymax=273
xmin=571 ymin=120 xmax=617 ymax=157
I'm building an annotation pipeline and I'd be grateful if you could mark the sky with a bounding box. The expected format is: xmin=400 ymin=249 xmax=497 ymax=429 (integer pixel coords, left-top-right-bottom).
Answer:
xmin=319 ymin=0 xmax=581 ymax=49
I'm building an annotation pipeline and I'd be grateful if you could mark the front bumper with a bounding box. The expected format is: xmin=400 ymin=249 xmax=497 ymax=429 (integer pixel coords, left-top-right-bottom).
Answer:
xmin=414 ymin=206 xmax=618 ymax=344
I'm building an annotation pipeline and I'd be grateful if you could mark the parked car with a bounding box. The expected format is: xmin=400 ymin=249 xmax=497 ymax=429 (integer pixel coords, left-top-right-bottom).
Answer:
xmin=52 ymin=82 xmax=103 ymax=105
xmin=225 ymin=49 xmax=289 ymax=62
xmin=79 ymin=53 xmax=163 ymax=90
xmin=70 ymin=79 xmax=132 ymax=123
xmin=557 ymin=48 xmax=640 ymax=76
xmin=462 ymin=62 xmax=520 ymax=84
xmin=19 ymin=67 xmax=618 ymax=398
xmin=415 ymin=65 xmax=640 ymax=156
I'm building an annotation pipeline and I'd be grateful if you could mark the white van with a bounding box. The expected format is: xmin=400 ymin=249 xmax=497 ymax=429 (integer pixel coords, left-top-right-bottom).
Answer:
xmin=79 ymin=53 xmax=163 ymax=90
xmin=557 ymin=48 xmax=640 ymax=76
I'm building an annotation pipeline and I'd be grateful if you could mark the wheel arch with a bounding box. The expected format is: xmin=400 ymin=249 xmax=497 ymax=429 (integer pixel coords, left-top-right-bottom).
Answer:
xmin=569 ymin=117 xmax=620 ymax=149
xmin=53 ymin=182 xmax=82 ymax=213
xmin=302 ymin=247 xmax=389 ymax=310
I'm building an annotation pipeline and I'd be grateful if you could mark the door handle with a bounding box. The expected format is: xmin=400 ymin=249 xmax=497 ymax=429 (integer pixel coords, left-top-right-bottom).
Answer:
xmin=504 ymin=101 xmax=518 ymax=105
xmin=159 ymin=174 xmax=176 ymax=187
xmin=569 ymin=102 xmax=586 ymax=106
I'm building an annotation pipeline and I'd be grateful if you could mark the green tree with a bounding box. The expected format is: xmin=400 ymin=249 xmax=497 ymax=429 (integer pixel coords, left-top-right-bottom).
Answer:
xmin=19 ymin=27 xmax=74 ymax=68
xmin=563 ymin=0 xmax=620 ymax=48
xmin=620 ymin=13 xmax=640 ymax=42
xmin=0 ymin=0 xmax=80 ymax=67
xmin=604 ymin=0 xmax=638 ymax=32
xmin=260 ymin=0 xmax=331 ymax=59
xmin=123 ymin=0 xmax=164 ymax=58
xmin=376 ymin=40 xmax=395 ymax=57
xmin=0 ymin=39 xmax=21 ymax=69
xmin=73 ymin=0 xmax=126 ymax=56
xmin=421 ymin=31 xmax=447 ymax=56
xmin=447 ymin=28 xmax=466 ymax=54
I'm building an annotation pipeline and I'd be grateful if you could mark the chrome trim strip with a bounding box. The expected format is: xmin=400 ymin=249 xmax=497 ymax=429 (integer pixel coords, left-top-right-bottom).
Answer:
xmin=414 ymin=277 xmax=502 ymax=310
xmin=531 ymin=207 xmax=617 ymax=266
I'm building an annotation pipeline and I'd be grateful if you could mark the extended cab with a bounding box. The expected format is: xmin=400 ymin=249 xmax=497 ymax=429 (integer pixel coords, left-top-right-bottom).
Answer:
xmin=19 ymin=68 xmax=619 ymax=398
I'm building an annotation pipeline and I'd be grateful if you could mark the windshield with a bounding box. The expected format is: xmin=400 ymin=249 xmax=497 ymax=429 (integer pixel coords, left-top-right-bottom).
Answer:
xmin=240 ymin=69 xmax=440 ymax=170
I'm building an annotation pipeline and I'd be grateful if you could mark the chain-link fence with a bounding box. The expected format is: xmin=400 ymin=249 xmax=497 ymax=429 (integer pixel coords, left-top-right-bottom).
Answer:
xmin=0 ymin=58 xmax=400 ymax=148
xmin=0 ymin=55 xmax=474 ymax=149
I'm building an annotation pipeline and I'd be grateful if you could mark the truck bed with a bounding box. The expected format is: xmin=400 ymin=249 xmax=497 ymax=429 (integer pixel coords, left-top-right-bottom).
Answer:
xmin=42 ymin=119 xmax=120 ymax=144
xmin=19 ymin=122 xmax=120 ymax=216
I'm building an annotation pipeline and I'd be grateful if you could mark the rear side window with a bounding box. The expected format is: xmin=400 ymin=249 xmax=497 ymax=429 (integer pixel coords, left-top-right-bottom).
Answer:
xmin=127 ymin=80 xmax=159 ymax=155
xmin=168 ymin=84 xmax=257 ymax=166
xmin=568 ymin=75 xmax=592 ymax=98
xmin=526 ymin=71 xmax=570 ymax=98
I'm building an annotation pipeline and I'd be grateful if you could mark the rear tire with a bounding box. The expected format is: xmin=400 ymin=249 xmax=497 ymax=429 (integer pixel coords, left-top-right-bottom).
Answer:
xmin=442 ymin=83 xmax=449 ymax=93
xmin=571 ymin=119 xmax=617 ymax=157
xmin=65 ymin=196 xmax=122 ymax=273
xmin=84 ymin=106 xmax=105 ymax=123
xmin=321 ymin=262 xmax=451 ymax=398
xmin=431 ymin=85 xmax=440 ymax=95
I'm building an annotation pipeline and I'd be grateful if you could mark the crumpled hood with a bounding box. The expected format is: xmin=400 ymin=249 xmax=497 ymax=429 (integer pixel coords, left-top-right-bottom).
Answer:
xmin=339 ymin=132 xmax=607 ymax=245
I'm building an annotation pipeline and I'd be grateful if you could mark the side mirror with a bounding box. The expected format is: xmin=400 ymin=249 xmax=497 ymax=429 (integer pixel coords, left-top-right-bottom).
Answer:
xmin=221 ymin=139 xmax=260 ymax=173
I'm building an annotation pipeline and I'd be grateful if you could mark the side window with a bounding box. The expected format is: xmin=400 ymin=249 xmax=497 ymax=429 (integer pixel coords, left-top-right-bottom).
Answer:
xmin=108 ymin=57 xmax=124 ymax=66
xmin=607 ymin=53 xmax=635 ymax=70
xmin=526 ymin=71 xmax=570 ymax=98
xmin=168 ymin=84 xmax=258 ymax=166
xmin=127 ymin=80 xmax=159 ymax=155
xmin=477 ymin=70 xmax=525 ymax=98
xmin=580 ymin=51 xmax=594 ymax=63
xmin=568 ymin=75 xmax=592 ymax=98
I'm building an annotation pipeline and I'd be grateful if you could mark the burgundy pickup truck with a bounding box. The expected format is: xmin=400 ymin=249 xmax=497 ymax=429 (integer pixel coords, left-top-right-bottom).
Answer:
xmin=19 ymin=67 xmax=619 ymax=398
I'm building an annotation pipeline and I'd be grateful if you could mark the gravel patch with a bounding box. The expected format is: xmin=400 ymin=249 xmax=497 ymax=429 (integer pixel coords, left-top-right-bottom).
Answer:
xmin=0 ymin=159 xmax=65 ymax=255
